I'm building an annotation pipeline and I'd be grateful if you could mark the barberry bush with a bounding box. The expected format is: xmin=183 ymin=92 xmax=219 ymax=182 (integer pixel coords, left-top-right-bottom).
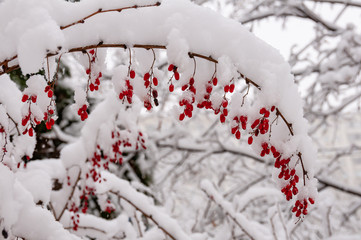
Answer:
xmin=0 ymin=0 xmax=318 ymax=239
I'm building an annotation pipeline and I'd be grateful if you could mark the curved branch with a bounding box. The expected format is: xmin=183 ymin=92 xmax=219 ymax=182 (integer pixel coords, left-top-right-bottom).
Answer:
xmin=60 ymin=2 xmax=161 ymax=30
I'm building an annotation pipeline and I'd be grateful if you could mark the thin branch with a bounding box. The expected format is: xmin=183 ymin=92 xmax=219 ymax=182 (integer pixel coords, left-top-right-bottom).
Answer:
xmin=60 ymin=2 xmax=161 ymax=30
xmin=56 ymin=168 xmax=82 ymax=221
xmin=110 ymin=191 xmax=177 ymax=240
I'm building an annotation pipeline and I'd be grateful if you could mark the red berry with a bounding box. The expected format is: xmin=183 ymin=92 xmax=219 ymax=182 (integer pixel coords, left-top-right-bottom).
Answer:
xmin=28 ymin=127 xmax=33 ymax=137
xmin=47 ymin=90 xmax=53 ymax=98
xmin=235 ymin=130 xmax=241 ymax=139
xmin=144 ymin=73 xmax=150 ymax=81
xmin=22 ymin=94 xmax=28 ymax=102
xmin=271 ymin=106 xmax=276 ymax=112
xmin=248 ymin=136 xmax=253 ymax=145
xmin=86 ymin=69 xmax=91 ymax=75
xmin=168 ymin=64 xmax=174 ymax=71
xmin=206 ymin=85 xmax=212 ymax=93
xmin=150 ymin=76 xmax=157 ymax=86
xmin=223 ymin=108 xmax=228 ymax=116
xmin=224 ymin=85 xmax=230 ymax=92
xmin=294 ymin=175 xmax=299 ymax=183
xmin=220 ymin=114 xmax=225 ymax=123
xmin=31 ymin=95 xmax=37 ymax=103
xmin=264 ymin=110 xmax=270 ymax=118
xmin=98 ymin=72 xmax=102 ymax=78
xmin=231 ymin=127 xmax=238 ymax=134
xmin=174 ymin=71 xmax=180 ymax=80
xmin=251 ymin=119 xmax=260 ymax=129
xmin=212 ymin=77 xmax=218 ymax=86
xmin=309 ymin=198 xmax=315 ymax=204
xmin=89 ymin=83 xmax=95 ymax=91
xmin=44 ymin=86 xmax=50 ymax=92
xmin=130 ymin=70 xmax=135 ymax=79
xmin=303 ymin=208 xmax=308 ymax=215
xmin=229 ymin=84 xmax=235 ymax=93
xmin=189 ymin=77 xmax=194 ymax=85
xmin=169 ymin=84 xmax=174 ymax=92
xmin=179 ymin=113 xmax=185 ymax=121
xmin=222 ymin=100 xmax=228 ymax=108
xmin=89 ymin=49 xmax=95 ymax=55
xmin=95 ymin=78 xmax=100 ymax=85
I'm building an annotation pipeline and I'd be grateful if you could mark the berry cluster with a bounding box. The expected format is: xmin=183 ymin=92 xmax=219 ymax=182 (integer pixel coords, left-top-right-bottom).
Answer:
xmin=142 ymin=70 xmax=159 ymax=110
xmin=69 ymin=202 xmax=80 ymax=231
xmin=118 ymin=78 xmax=134 ymax=104
xmin=231 ymin=115 xmax=247 ymax=139
xmin=136 ymin=131 xmax=147 ymax=150
xmin=89 ymin=72 xmax=102 ymax=92
xmin=224 ymin=82 xmax=235 ymax=93
xmin=168 ymin=64 xmax=180 ymax=80
xmin=86 ymin=49 xmax=103 ymax=92
xmin=179 ymin=97 xmax=195 ymax=120
xmin=77 ymin=104 xmax=88 ymax=121
xmin=292 ymin=198 xmax=314 ymax=217
xmin=44 ymin=85 xmax=54 ymax=98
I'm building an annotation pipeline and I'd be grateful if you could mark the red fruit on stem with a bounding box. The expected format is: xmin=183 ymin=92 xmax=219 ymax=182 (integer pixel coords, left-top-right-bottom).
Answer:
xmin=222 ymin=100 xmax=228 ymax=108
xmin=86 ymin=69 xmax=91 ymax=75
xmin=89 ymin=83 xmax=95 ymax=91
xmin=220 ymin=114 xmax=225 ymax=123
xmin=206 ymin=85 xmax=212 ymax=93
xmin=224 ymin=85 xmax=230 ymax=92
xmin=44 ymin=86 xmax=50 ymax=92
xmin=95 ymin=78 xmax=100 ymax=85
xmin=189 ymin=77 xmax=194 ymax=85
xmin=31 ymin=95 xmax=37 ymax=103
xmin=130 ymin=70 xmax=135 ymax=79
xmin=169 ymin=84 xmax=174 ymax=92
xmin=179 ymin=113 xmax=185 ymax=121
xmin=144 ymin=73 xmax=150 ymax=81
xmin=28 ymin=127 xmax=33 ymax=137
xmin=89 ymin=49 xmax=95 ymax=55
xmin=22 ymin=94 xmax=28 ymax=102
xmin=251 ymin=119 xmax=260 ymax=129
xmin=248 ymin=136 xmax=253 ymax=145
xmin=229 ymin=84 xmax=235 ymax=93
xmin=153 ymin=77 xmax=158 ymax=86
xmin=48 ymin=90 xmax=53 ymax=98
xmin=212 ymin=77 xmax=218 ymax=86
xmin=174 ymin=71 xmax=180 ymax=80
xmin=309 ymin=198 xmax=315 ymax=204
xmin=235 ymin=130 xmax=241 ymax=139
xmin=231 ymin=127 xmax=238 ymax=134
xmin=168 ymin=64 xmax=174 ymax=71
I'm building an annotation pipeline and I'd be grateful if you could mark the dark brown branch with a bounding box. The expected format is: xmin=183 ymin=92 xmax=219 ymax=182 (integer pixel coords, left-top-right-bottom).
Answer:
xmin=276 ymin=108 xmax=294 ymax=136
xmin=297 ymin=152 xmax=308 ymax=186
xmin=318 ymin=177 xmax=361 ymax=197
xmin=60 ymin=2 xmax=161 ymax=30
